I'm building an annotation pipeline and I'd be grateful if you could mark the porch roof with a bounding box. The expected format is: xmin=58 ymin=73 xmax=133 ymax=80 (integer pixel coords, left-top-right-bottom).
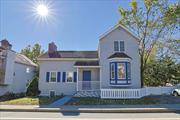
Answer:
xmin=74 ymin=60 xmax=99 ymax=66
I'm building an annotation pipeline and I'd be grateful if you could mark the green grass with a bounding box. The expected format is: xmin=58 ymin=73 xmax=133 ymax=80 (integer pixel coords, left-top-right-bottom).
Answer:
xmin=66 ymin=96 xmax=159 ymax=105
xmin=66 ymin=95 xmax=180 ymax=105
xmin=0 ymin=96 xmax=63 ymax=105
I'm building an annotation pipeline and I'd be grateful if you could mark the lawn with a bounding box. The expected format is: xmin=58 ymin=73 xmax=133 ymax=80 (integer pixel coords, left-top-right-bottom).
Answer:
xmin=66 ymin=95 xmax=180 ymax=105
xmin=0 ymin=96 xmax=63 ymax=105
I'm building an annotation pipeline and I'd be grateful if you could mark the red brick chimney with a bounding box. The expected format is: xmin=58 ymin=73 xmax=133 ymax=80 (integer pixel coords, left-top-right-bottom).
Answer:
xmin=48 ymin=42 xmax=60 ymax=58
xmin=0 ymin=39 xmax=12 ymax=50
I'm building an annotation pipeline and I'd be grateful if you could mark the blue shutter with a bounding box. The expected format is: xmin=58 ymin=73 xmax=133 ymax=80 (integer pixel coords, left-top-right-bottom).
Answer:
xmin=46 ymin=72 xmax=50 ymax=82
xmin=73 ymin=72 xmax=77 ymax=82
xmin=57 ymin=72 xmax=61 ymax=82
xmin=62 ymin=72 xmax=66 ymax=82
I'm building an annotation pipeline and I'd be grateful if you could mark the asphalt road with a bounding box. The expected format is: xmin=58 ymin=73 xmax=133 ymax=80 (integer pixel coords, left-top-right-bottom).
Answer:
xmin=0 ymin=111 xmax=180 ymax=120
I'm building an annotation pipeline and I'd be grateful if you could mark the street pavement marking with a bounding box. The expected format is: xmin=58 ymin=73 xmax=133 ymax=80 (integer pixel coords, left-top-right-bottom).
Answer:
xmin=1 ymin=118 xmax=180 ymax=120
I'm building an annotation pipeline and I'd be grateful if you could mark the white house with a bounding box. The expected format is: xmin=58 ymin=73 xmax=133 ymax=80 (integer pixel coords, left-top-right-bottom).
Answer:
xmin=0 ymin=40 xmax=37 ymax=96
xmin=38 ymin=24 xmax=142 ymax=98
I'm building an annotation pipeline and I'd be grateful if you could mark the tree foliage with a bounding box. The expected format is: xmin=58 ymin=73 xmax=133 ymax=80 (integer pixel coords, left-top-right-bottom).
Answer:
xmin=20 ymin=44 xmax=44 ymax=64
xmin=144 ymin=56 xmax=180 ymax=86
xmin=119 ymin=0 xmax=180 ymax=87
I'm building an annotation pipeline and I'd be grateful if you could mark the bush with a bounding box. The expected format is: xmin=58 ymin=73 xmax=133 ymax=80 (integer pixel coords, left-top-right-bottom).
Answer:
xmin=26 ymin=76 xmax=41 ymax=96
xmin=0 ymin=92 xmax=25 ymax=102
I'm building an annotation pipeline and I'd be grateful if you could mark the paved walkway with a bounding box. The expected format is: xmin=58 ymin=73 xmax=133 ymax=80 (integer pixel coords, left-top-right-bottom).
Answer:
xmin=48 ymin=95 xmax=73 ymax=108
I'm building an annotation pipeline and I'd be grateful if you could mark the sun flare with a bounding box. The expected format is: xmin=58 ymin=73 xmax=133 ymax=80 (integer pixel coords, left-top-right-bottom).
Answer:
xmin=36 ymin=4 xmax=49 ymax=17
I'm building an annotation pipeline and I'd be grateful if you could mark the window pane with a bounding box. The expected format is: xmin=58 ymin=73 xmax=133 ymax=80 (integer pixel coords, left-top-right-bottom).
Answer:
xmin=117 ymin=63 xmax=126 ymax=79
xmin=127 ymin=63 xmax=131 ymax=79
xmin=67 ymin=72 xmax=73 ymax=82
xmin=111 ymin=63 xmax=115 ymax=79
xmin=120 ymin=41 xmax=125 ymax=52
xmin=50 ymin=72 xmax=56 ymax=82
xmin=114 ymin=41 xmax=119 ymax=51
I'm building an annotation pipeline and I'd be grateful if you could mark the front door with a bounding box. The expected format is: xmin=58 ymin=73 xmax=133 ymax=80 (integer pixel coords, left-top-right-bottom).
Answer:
xmin=82 ymin=70 xmax=91 ymax=90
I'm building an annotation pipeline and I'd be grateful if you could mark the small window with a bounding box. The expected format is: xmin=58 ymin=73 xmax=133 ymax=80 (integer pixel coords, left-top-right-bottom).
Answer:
xmin=49 ymin=90 xmax=55 ymax=97
xmin=111 ymin=63 xmax=115 ymax=79
xmin=50 ymin=72 xmax=57 ymax=82
xmin=120 ymin=41 xmax=125 ymax=52
xmin=66 ymin=72 xmax=73 ymax=82
xmin=117 ymin=63 xmax=126 ymax=79
xmin=114 ymin=41 xmax=119 ymax=51
xmin=26 ymin=68 xmax=30 ymax=73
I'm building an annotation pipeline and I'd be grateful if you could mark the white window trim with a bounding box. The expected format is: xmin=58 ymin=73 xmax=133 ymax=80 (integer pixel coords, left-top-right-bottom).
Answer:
xmin=49 ymin=71 xmax=57 ymax=83
xmin=66 ymin=71 xmax=73 ymax=83
xmin=111 ymin=63 xmax=115 ymax=79
xmin=49 ymin=90 xmax=56 ymax=97
xmin=114 ymin=41 xmax=119 ymax=52
xmin=119 ymin=40 xmax=125 ymax=52
xmin=117 ymin=63 xmax=126 ymax=79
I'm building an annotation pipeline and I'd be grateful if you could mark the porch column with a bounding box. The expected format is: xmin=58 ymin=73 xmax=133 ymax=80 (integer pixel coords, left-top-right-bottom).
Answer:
xmin=76 ymin=67 xmax=79 ymax=91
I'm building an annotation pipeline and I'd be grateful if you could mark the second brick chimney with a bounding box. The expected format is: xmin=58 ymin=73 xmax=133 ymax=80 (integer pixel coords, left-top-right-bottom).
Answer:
xmin=48 ymin=42 xmax=60 ymax=58
xmin=0 ymin=39 xmax=12 ymax=50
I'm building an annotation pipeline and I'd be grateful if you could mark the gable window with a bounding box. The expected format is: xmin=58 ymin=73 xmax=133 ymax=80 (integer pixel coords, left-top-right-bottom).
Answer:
xmin=117 ymin=63 xmax=126 ymax=79
xmin=50 ymin=72 xmax=57 ymax=82
xmin=66 ymin=72 xmax=73 ymax=82
xmin=120 ymin=41 xmax=125 ymax=52
xmin=110 ymin=63 xmax=115 ymax=79
xmin=114 ymin=41 xmax=119 ymax=51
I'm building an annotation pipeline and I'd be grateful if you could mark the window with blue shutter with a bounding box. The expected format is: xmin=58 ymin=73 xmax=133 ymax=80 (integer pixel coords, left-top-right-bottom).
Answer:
xmin=62 ymin=72 xmax=66 ymax=82
xmin=57 ymin=72 xmax=61 ymax=82
xmin=46 ymin=72 xmax=50 ymax=82
xmin=73 ymin=72 xmax=77 ymax=82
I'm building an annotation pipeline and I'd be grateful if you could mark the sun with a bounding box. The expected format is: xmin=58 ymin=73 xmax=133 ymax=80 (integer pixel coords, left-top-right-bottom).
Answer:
xmin=29 ymin=0 xmax=56 ymax=24
xmin=36 ymin=4 xmax=49 ymax=17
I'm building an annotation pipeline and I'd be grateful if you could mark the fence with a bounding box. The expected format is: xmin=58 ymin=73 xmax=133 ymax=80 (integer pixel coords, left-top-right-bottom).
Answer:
xmin=101 ymin=86 xmax=177 ymax=99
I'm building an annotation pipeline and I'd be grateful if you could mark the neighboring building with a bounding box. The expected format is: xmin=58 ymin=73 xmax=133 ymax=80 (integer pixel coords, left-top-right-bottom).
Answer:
xmin=0 ymin=40 xmax=37 ymax=96
xmin=38 ymin=24 xmax=141 ymax=97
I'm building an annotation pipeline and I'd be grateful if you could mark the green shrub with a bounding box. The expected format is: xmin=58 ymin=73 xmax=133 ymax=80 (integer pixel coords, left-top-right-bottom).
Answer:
xmin=0 ymin=92 xmax=25 ymax=102
xmin=26 ymin=76 xmax=41 ymax=96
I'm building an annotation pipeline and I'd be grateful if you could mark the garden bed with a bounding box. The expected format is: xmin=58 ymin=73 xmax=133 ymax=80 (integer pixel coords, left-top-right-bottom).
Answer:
xmin=65 ymin=95 xmax=180 ymax=105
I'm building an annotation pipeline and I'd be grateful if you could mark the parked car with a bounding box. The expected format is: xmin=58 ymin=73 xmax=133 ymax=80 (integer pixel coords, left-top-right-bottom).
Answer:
xmin=172 ymin=86 xmax=180 ymax=96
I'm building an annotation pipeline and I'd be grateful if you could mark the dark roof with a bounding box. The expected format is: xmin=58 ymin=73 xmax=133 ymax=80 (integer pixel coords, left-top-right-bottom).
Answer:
xmin=108 ymin=52 xmax=131 ymax=59
xmin=15 ymin=54 xmax=37 ymax=67
xmin=39 ymin=51 xmax=98 ymax=59
xmin=74 ymin=61 xmax=99 ymax=66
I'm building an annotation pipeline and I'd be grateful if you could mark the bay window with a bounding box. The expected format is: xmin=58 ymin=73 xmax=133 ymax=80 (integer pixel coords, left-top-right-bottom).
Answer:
xmin=110 ymin=62 xmax=131 ymax=85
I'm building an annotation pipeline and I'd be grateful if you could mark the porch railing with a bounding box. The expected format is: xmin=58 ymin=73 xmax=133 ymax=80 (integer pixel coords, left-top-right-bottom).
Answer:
xmin=78 ymin=81 xmax=100 ymax=91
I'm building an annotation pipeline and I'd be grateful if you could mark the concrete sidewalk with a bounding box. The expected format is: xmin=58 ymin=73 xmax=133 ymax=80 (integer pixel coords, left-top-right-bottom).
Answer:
xmin=1 ymin=104 xmax=180 ymax=113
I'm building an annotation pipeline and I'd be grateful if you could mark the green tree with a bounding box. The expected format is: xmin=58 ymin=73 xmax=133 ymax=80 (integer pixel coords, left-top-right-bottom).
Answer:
xmin=144 ymin=56 xmax=180 ymax=86
xmin=21 ymin=44 xmax=44 ymax=64
xmin=119 ymin=0 xmax=179 ymax=87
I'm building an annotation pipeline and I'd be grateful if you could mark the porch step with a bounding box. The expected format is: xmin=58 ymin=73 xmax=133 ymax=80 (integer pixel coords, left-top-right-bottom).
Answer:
xmin=74 ymin=91 xmax=100 ymax=98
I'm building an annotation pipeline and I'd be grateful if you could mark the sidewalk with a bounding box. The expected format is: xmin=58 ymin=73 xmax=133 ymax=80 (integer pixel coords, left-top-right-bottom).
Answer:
xmin=1 ymin=104 xmax=180 ymax=113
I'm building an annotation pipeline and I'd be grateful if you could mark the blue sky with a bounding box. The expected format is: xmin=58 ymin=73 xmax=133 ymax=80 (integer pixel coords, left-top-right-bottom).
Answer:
xmin=0 ymin=0 xmax=178 ymax=52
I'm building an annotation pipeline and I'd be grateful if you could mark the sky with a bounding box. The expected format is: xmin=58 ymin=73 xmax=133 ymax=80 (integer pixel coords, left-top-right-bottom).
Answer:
xmin=0 ymin=0 xmax=178 ymax=52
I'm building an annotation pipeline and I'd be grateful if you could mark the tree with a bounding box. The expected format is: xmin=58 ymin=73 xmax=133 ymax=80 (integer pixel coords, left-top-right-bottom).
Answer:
xmin=20 ymin=44 xmax=44 ymax=64
xmin=144 ymin=56 xmax=180 ymax=86
xmin=119 ymin=0 xmax=179 ymax=87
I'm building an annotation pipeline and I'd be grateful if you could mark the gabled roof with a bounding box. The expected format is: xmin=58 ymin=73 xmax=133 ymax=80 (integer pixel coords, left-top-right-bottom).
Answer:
xmin=39 ymin=51 xmax=98 ymax=59
xmin=99 ymin=24 xmax=140 ymax=42
xmin=74 ymin=60 xmax=99 ymax=66
xmin=108 ymin=52 xmax=131 ymax=59
xmin=15 ymin=54 xmax=37 ymax=67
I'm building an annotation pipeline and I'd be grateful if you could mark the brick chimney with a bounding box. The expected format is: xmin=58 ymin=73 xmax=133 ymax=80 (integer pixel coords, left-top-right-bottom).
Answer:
xmin=0 ymin=39 xmax=12 ymax=50
xmin=48 ymin=42 xmax=60 ymax=58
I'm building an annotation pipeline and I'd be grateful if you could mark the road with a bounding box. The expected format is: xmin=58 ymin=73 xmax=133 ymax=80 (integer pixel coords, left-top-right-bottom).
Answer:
xmin=0 ymin=111 xmax=180 ymax=120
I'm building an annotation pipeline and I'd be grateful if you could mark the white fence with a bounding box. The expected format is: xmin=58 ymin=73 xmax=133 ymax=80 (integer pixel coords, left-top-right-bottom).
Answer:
xmin=101 ymin=86 xmax=177 ymax=99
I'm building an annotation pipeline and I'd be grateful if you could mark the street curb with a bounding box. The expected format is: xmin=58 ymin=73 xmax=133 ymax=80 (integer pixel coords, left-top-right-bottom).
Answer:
xmin=1 ymin=108 xmax=180 ymax=113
